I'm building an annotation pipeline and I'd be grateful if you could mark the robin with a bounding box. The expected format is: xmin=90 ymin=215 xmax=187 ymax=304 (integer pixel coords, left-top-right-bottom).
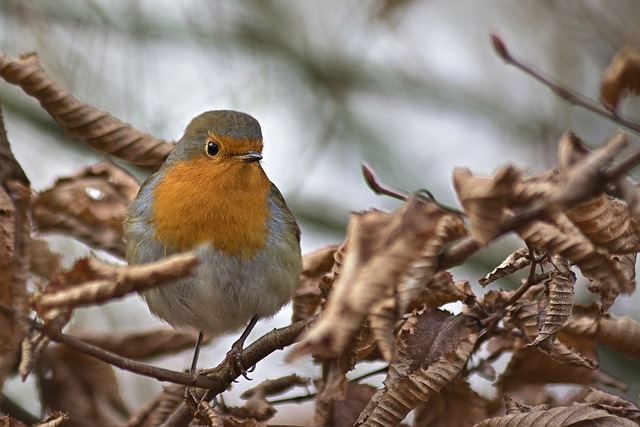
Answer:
xmin=124 ymin=110 xmax=302 ymax=375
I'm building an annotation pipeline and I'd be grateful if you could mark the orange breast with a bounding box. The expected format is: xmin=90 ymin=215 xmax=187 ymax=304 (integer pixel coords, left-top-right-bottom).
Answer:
xmin=150 ymin=157 xmax=271 ymax=257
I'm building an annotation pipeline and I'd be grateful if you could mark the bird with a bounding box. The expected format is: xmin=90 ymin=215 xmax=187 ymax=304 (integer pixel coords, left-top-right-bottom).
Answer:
xmin=123 ymin=110 xmax=302 ymax=375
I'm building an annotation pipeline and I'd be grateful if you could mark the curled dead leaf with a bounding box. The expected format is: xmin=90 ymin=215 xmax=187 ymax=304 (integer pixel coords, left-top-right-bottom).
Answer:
xmin=355 ymin=308 xmax=478 ymax=426
xmin=496 ymin=347 xmax=624 ymax=394
xmin=0 ymin=52 xmax=173 ymax=169
xmin=475 ymin=402 xmax=637 ymax=427
xmin=32 ymin=161 xmax=140 ymax=258
xmin=222 ymin=375 xmax=309 ymax=422
xmin=408 ymin=271 xmax=475 ymax=310
xmin=563 ymin=305 xmax=640 ymax=361
xmin=558 ymin=133 xmax=640 ymax=254
xmin=397 ymin=212 xmax=467 ymax=312
xmin=479 ymin=246 xmax=531 ymax=287
xmin=510 ymin=298 xmax=596 ymax=369
xmin=315 ymin=380 xmax=378 ymax=427
xmin=293 ymin=245 xmax=339 ymax=323
xmin=413 ymin=379 xmax=488 ymax=427
xmin=36 ymin=344 xmax=129 ymax=427
xmin=453 ymin=165 xmax=521 ymax=245
xmin=290 ymin=197 xmax=464 ymax=362
xmin=73 ymin=327 xmax=205 ymax=360
xmin=516 ymin=212 xmax=632 ymax=312
xmin=31 ymin=253 xmax=198 ymax=313
xmin=528 ymin=256 xmax=575 ymax=353
xmin=28 ymin=239 xmax=61 ymax=281
xmin=580 ymin=388 xmax=640 ymax=420
xmin=600 ymin=47 xmax=640 ymax=112
xmin=122 ymin=384 xmax=184 ymax=427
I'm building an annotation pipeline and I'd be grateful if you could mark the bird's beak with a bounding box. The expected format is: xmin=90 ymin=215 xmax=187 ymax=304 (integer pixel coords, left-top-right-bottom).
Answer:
xmin=238 ymin=151 xmax=263 ymax=162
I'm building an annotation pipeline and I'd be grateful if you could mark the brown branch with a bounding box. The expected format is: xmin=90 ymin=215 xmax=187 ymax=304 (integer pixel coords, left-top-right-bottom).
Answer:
xmin=439 ymin=133 xmax=639 ymax=271
xmin=161 ymin=315 xmax=317 ymax=427
xmin=491 ymin=33 xmax=640 ymax=134
xmin=0 ymin=302 xmax=219 ymax=389
xmin=1 ymin=301 xmax=316 ymax=400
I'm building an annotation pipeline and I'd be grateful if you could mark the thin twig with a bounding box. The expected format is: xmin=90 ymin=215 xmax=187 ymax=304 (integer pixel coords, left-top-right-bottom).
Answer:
xmin=161 ymin=315 xmax=317 ymax=427
xmin=491 ymin=33 xmax=640 ymax=134
xmin=268 ymin=365 xmax=389 ymax=406
xmin=361 ymin=163 xmax=408 ymax=201
xmin=0 ymin=302 xmax=220 ymax=390
xmin=504 ymin=249 xmax=540 ymax=307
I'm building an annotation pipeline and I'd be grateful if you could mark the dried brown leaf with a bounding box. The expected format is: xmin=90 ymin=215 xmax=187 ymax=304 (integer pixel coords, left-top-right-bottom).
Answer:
xmin=223 ymin=396 xmax=275 ymax=422
xmin=516 ymin=212 xmax=632 ymax=312
xmin=0 ymin=103 xmax=29 ymax=187
xmin=122 ymin=384 xmax=184 ymax=427
xmin=32 ymin=161 xmax=140 ymax=258
xmin=0 ymin=185 xmax=30 ymax=389
xmin=413 ymin=379 xmax=488 ymax=427
xmin=587 ymin=253 xmax=637 ymax=312
xmin=398 ymin=214 xmax=467 ymax=312
xmin=528 ymin=256 xmax=575 ymax=353
xmin=511 ymin=299 xmax=596 ymax=369
xmin=313 ymin=326 xmax=379 ymax=424
xmin=320 ymin=240 xmax=347 ymax=296
xmin=241 ymin=374 xmax=309 ymax=399
xmin=73 ymin=328 xmax=204 ymax=360
xmin=0 ymin=52 xmax=172 ymax=169
xmin=29 ymin=239 xmax=61 ymax=281
xmin=223 ymin=375 xmax=308 ymax=422
xmin=31 ymin=253 xmax=198 ymax=313
xmin=36 ymin=344 xmax=128 ymax=427
xmin=564 ymin=306 xmax=640 ymax=361
xmin=474 ymin=402 xmax=637 ymax=426
xmin=409 ymin=271 xmax=475 ymax=310
xmin=564 ymin=195 xmax=640 ymax=255
xmin=557 ymin=132 xmax=640 ymax=253
xmin=580 ymin=388 xmax=640 ymax=420
xmin=331 ymin=383 xmax=377 ymax=427
xmin=368 ymin=295 xmax=398 ymax=361
xmin=479 ymin=246 xmax=531 ymax=286
xmin=0 ymin=416 xmax=29 ymax=427
xmin=0 ymin=107 xmax=31 ymax=389
xmin=553 ymin=131 xmax=629 ymax=208
xmin=293 ymin=245 xmax=339 ymax=322
xmin=453 ymin=165 xmax=521 ymax=245
xmin=497 ymin=347 xmax=623 ymax=393
xmin=291 ymin=197 xmax=464 ymax=361
xmin=355 ymin=308 xmax=478 ymax=427
xmin=34 ymin=412 xmax=70 ymax=427
xmin=560 ymin=304 xmax=601 ymax=340
xmin=600 ymin=47 xmax=640 ymax=112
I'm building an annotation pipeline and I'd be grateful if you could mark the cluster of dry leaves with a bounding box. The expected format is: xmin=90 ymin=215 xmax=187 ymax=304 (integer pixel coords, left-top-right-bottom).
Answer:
xmin=1 ymin=36 xmax=640 ymax=427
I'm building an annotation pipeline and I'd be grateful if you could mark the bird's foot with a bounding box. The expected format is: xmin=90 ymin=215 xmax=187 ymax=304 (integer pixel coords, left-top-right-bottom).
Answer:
xmin=225 ymin=339 xmax=256 ymax=381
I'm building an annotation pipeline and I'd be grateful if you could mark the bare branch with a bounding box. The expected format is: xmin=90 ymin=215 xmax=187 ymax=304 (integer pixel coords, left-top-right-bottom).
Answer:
xmin=491 ymin=34 xmax=640 ymax=134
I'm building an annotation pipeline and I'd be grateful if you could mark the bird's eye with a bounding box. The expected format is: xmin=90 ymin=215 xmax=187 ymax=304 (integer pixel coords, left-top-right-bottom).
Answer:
xmin=206 ymin=141 xmax=219 ymax=157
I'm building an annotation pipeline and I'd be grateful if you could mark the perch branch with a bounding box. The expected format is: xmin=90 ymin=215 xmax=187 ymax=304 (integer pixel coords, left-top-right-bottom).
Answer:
xmin=0 ymin=302 xmax=219 ymax=389
xmin=1 ymin=301 xmax=315 ymax=401
xmin=161 ymin=315 xmax=317 ymax=427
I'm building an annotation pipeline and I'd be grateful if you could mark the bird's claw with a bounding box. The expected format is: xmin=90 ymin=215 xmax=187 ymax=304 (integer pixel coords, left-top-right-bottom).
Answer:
xmin=226 ymin=343 xmax=255 ymax=381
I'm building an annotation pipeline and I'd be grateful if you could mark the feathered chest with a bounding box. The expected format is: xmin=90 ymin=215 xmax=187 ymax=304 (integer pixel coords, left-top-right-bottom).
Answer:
xmin=150 ymin=158 xmax=271 ymax=258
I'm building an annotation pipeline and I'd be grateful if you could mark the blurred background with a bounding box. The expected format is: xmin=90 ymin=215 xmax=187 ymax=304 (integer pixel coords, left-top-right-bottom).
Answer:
xmin=1 ymin=0 xmax=640 ymax=424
